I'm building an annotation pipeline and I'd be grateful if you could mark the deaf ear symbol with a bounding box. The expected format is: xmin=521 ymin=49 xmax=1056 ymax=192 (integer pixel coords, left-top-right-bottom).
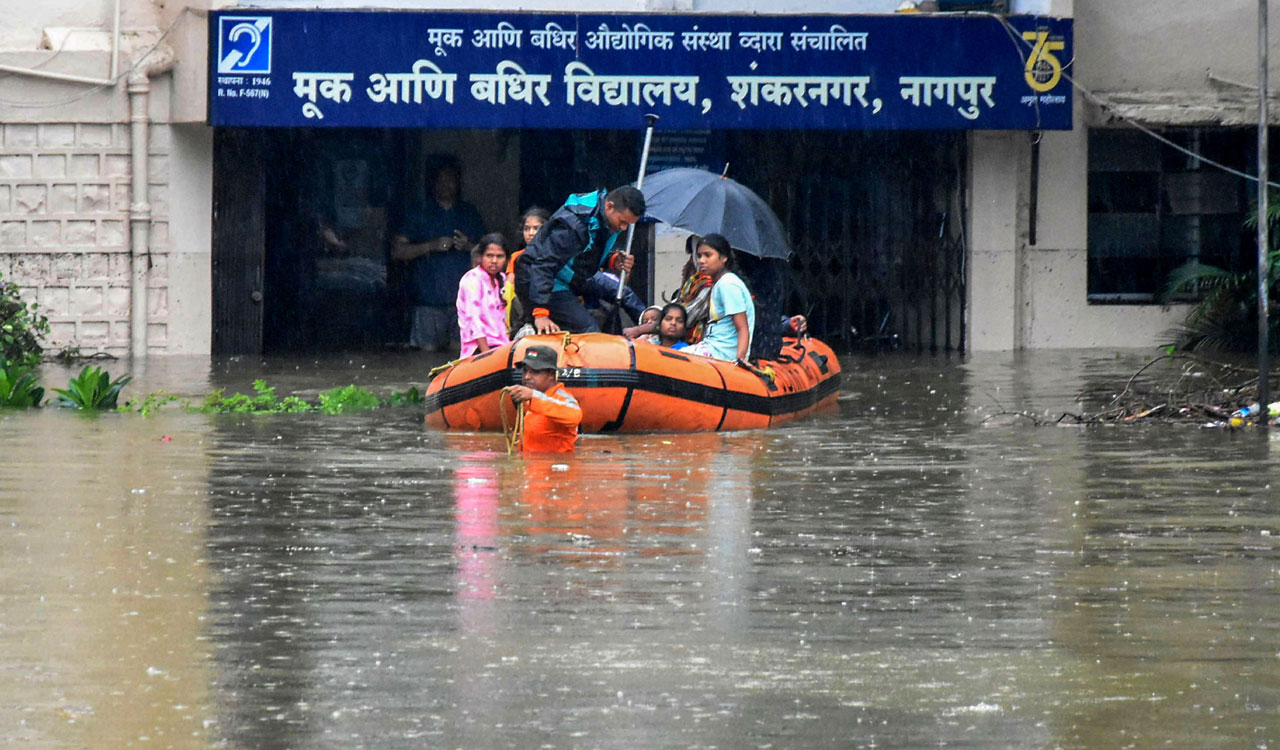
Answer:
xmin=229 ymin=22 xmax=263 ymax=68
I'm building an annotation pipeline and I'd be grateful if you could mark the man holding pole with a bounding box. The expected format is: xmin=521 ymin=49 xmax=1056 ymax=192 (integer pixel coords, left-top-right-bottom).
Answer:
xmin=514 ymin=185 xmax=646 ymax=334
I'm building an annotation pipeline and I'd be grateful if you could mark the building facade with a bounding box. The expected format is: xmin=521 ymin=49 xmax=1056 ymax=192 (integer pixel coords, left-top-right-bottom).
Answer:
xmin=0 ymin=0 xmax=1268 ymax=356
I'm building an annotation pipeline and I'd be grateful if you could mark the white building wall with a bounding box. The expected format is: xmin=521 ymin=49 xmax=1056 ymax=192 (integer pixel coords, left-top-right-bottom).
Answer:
xmin=974 ymin=0 xmax=1274 ymax=351
xmin=167 ymin=124 xmax=213 ymax=354
xmin=0 ymin=1 xmax=211 ymax=356
xmin=1015 ymin=96 xmax=1188 ymax=349
xmin=0 ymin=63 xmax=175 ymax=355
xmin=967 ymin=131 xmax=1025 ymax=351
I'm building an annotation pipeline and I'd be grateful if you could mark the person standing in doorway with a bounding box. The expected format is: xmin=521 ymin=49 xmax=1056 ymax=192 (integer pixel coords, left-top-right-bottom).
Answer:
xmin=392 ymin=154 xmax=485 ymax=351
xmin=456 ymin=233 xmax=511 ymax=358
xmin=514 ymin=186 xmax=645 ymax=335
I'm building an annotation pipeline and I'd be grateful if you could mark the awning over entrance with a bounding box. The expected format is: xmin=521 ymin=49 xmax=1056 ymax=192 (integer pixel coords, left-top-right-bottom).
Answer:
xmin=1089 ymin=90 xmax=1269 ymax=129
xmin=208 ymin=10 xmax=1072 ymax=131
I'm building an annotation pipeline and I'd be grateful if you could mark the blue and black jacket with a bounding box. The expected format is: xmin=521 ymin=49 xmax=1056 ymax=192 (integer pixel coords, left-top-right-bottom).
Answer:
xmin=515 ymin=190 xmax=623 ymax=311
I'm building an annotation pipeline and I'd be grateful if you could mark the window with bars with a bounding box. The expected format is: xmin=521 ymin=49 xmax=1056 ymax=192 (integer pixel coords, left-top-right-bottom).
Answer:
xmin=1087 ymin=128 xmax=1254 ymax=302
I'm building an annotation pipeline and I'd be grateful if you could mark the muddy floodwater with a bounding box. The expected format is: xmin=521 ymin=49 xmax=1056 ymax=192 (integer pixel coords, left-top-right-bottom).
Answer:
xmin=2 ymin=350 xmax=1278 ymax=749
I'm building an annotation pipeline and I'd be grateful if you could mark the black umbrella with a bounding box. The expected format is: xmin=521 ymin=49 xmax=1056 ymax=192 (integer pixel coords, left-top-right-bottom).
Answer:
xmin=638 ymin=167 xmax=792 ymax=260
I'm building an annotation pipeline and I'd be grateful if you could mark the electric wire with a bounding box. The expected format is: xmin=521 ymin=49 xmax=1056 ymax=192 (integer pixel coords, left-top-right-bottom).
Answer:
xmin=986 ymin=12 xmax=1280 ymax=191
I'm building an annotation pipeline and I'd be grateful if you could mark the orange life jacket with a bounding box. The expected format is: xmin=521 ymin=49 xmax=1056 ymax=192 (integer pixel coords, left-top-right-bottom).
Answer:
xmin=519 ymin=381 xmax=581 ymax=453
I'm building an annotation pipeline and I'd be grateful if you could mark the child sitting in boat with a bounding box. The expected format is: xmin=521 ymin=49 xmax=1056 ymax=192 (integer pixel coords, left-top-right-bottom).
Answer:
xmin=654 ymin=303 xmax=690 ymax=350
xmin=624 ymin=305 xmax=662 ymax=342
xmin=683 ymin=234 xmax=755 ymax=362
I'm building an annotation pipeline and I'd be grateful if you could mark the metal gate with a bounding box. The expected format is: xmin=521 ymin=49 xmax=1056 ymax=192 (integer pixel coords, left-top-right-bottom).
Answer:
xmin=729 ymin=131 xmax=967 ymax=353
xmin=211 ymin=128 xmax=266 ymax=355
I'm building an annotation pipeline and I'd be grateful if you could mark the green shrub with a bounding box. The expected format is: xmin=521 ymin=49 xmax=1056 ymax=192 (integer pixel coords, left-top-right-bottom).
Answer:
xmin=123 ymin=390 xmax=179 ymax=416
xmin=387 ymin=386 xmax=423 ymax=406
xmin=122 ymin=380 xmax=425 ymax=416
xmin=318 ymin=384 xmax=382 ymax=414
xmin=0 ymin=274 xmax=50 ymax=369
xmin=0 ymin=360 xmax=44 ymax=408
xmin=198 ymin=379 xmax=314 ymax=414
xmin=53 ymin=365 xmax=131 ymax=410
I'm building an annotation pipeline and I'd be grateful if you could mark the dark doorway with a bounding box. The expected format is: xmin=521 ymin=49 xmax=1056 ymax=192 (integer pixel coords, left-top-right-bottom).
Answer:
xmin=213 ymin=127 xmax=961 ymax=355
xmin=726 ymin=131 xmax=967 ymax=353
xmin=260 ymin=129 xmax=398 ymax=353
xmin=211 ymin=128 xmax=266 ymax=355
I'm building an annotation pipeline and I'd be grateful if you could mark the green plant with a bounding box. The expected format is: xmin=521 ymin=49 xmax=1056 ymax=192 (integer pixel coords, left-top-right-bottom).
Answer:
xmin=53 ymin=365 xmax=131 ymax=410
xmin=0 ymin=359 xmax=44 ymax=408
xmin=0 ymin=273 xmax=50 ymax=369
xmin=1161 ymin=189 xmax=1280 ymax=354
xmin=318 ymin=384 xmax=381 ymax=414
xmin=387 ymin=386 xmax=423 ymax=406
xmin=197 ymin=379 xmax=314 ymax=414
xmin=123 ymin=390 xmax=180 ymax=416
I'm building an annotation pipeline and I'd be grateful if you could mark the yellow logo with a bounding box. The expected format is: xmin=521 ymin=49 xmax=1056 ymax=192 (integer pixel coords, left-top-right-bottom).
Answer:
xmin=1022 ymin=30 xmax=1065 ymax=92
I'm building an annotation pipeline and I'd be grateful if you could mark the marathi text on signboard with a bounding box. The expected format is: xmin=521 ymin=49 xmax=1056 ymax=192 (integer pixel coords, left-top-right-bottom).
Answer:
xmin=209 ymin=11 xmax=1073 ymax=131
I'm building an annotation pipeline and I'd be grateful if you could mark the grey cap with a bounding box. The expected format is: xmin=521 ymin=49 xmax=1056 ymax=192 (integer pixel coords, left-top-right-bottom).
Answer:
xmin=517 ymin=344 xmax=559 ymax=371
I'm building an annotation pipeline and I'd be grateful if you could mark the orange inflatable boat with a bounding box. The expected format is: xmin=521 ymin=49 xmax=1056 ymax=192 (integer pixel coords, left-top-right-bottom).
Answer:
xmin=423 ymin=333 xmax=841 ymax=433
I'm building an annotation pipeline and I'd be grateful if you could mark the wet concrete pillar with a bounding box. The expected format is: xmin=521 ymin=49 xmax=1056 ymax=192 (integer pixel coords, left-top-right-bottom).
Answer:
xmin=967 ymin=131 xmax=1028 ymax=351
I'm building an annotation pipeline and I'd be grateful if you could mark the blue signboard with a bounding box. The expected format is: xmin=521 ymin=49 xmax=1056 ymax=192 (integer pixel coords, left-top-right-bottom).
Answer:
xmin=209 ymin=10 xmax=1072 ymax=131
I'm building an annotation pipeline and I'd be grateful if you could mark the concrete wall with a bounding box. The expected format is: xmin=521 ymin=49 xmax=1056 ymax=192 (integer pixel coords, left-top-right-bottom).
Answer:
xmin=0 ymin=120 xmax=136 ymax=353
xmin=0 ymin=108 xmax=177 ymax=355
xmin=1074 ymin=2 xmax=1279 ymax=126
xmin=966 ymin=110 xmax=1190 ymax=351
xmin=1016 ymin=96 xmax=1188 ymax=349
xmin=963 ymin=1 xmax=1266 ymax=351
xmin=167 ymin=124 xmax=213 ymax=355
xmin=0 ymin=0 xmax=207 ymax=356
xmin=1077 ymin=1 xmax=1274 ymax=94
xmin=967 ymin=131 xmax=1024 ymax=351
xmin=0 ymin=0 xmax=159 ymax=50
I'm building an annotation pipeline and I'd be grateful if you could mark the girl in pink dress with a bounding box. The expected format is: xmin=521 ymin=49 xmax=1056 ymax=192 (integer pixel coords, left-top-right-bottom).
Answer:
xmin=456 ymin=233 xmax=512 ymax=358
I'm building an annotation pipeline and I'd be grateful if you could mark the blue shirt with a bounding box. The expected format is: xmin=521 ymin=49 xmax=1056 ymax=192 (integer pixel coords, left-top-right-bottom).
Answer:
xmin=701 ymin=272 xmax=755 ymax=361
xmin=400 ymin=200 xmax=485 ymax=307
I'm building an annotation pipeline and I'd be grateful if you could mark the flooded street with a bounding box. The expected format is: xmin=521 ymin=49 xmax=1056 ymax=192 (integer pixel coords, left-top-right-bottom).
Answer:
xmin=2 ymin=350 xmax=1279 ymax=749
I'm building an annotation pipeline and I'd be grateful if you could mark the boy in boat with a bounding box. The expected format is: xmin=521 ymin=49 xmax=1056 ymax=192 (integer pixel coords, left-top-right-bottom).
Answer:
xmin=506 ymin=345 xmax=582 ymax=453
xmin=514 ymin=186 xmax=646 ymax=335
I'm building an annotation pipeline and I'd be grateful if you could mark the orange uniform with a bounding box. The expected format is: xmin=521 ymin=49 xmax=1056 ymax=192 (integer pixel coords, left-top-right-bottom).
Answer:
xmin=519 ymin=382 xmax=582 ymax=453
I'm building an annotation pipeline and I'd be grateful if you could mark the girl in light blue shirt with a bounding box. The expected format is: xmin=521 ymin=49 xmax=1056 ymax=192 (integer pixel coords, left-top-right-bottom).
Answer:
xmin=685 ymin=234 xmax=754 ymax=362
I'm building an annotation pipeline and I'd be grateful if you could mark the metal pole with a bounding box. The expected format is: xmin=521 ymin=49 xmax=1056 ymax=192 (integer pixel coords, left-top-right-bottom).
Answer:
xmin=1258 ymin=0 xmax=1270 ymax=420
xmin=617 ymin=113 xmax=659 ymax=300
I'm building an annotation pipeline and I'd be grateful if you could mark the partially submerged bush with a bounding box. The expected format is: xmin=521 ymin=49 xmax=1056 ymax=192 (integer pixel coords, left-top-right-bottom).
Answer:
xmin=0 ymin=359 xmax=44 ymax=408
xmin=0 ymin=274 xmax=50 ymax=369
xmin=198 ymin=379 xmax=313 ymax=414
xmin=53 ymin=365 xmax=132 ymax=410
xmin=317 ymin=385 xmax=382 ymax=414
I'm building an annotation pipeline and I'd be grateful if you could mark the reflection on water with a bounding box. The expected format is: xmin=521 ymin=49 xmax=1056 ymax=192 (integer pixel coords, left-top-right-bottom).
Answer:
xmin=1 ymin=350 xmax=1279 ymax=748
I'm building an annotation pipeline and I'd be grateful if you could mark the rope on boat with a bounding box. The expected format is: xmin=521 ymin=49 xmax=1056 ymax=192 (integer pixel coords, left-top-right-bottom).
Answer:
xmin=499 ymin=386 xmax=526 ymax=455
xmin=560 ymin=331 xmax=580 ymax=356
xmin=428 ymin=358 xmax=463 ymax=379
